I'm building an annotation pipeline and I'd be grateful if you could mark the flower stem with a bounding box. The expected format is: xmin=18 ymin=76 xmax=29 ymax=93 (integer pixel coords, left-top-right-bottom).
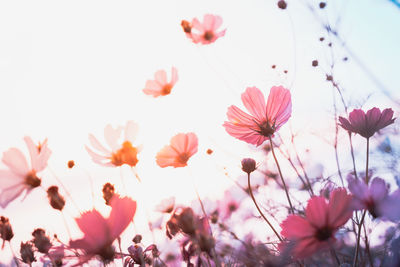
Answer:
xmin=247 ymin=173 xmax=282 ymax=241
xmin=353 ymin=210 xmax=366 ymax=267
xmin=269 ymin=137 xmax=294 ymax=214
xmin=365 ymin=138 xmax=370 ymax=184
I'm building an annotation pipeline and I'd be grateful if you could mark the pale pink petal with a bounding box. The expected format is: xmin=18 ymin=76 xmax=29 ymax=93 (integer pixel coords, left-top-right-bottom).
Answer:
xmin=0 ymin=169 xmax=25 ymax=189
xmin=266 ymin=86 xmax=292 ymax=127
xmin=24 ymin=137 xmax=51 ymax=172
xmin=202 ymin=14 xmax=215 ymax=30
xmin=170 ymin=133 xmax=188 ymax=153
xmin=191 ymin=18 xmax=204 ymax=32
xmin=0 ymin=183 xmax=26 ymax=208
xmin=293 ymin=238 xmax=327 ymax=259
xmin=215 ymin=29 xmax=226 ymax=38
xmin=75 ymin=210 xmax=110 ymax=249
xmin=85 ymin=146 xmax=113 ymax=167
xmin=24 ymin=136 xmax=39 ymax=171
xmin=347 ymin=176 xmax=369 ymax=209
xmin=88 ymin=134 xmax=111 ymax=154
xmin=305 ymin=196 xmax=328 ymax=228
xmin=226 ymin=105 xmax=258 ymax=126
xmin=107 ymin=196 xmax=137 ymax=240
xmin=124 ymin=121 xmax=139 ymax=143
xmin=2 ymin=148 xmax=29 ymax=176
xmin=328 ymin=188 xmax=353 ymax=228
xmin=281 ymin=215 xmax=315 ymax=239
xmin=211 ymin=15 xmax=223 ymax=30
xmin=104 ymin=124 xmax=123 ymax=151
xmin=241 ymin=87 xmax=267 ymax=122
xmin=223 ymin=122 xmax=267 ymax=146
xmin=143 ymin=88 xmax=162 ymax=97
xmin=184 ymin=133 xmax=198 ymax=157
xmin=154 ymin=70 xmax=167 ymax=85
xmin=170 ymin=67 xmax=178 ymax=85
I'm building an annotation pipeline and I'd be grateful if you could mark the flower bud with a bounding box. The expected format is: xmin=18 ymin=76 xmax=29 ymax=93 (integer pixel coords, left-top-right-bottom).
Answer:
xmin=20 ymin=242 xmax=35 ymax=264
xmin=0 ymin=216 xmax=14 ymax=243
xmin=47 ymin=186 xmax=66 ymax=211
xmin=32 ymin=228 xmax=52 ymax=253
xmin=102 ymin=183 xmax=115 ymax=206
xmin=241 ymin=158 xmax=257 ymax=174
xmin=177 ymin=208 xmax=197 ymax=236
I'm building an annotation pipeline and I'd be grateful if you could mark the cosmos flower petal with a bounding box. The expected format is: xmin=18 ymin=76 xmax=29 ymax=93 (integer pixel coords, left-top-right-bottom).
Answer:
xmin=281 ymin=215 xmax=315 ymax=239
xmin=156 ymin=133 xmax=198 ymax=168
xmin=2 ymin=148 xmax=30 ymax=176
xmin=328 ymin=188 xmax=353 ymax=228
xmin=369 ymin=177 xmax=389 ymax=203
xmin=241 ymin=87 xmax=267 ymax=121
xmin=88 ymin=134 xmax=111 ymax=154
xmin=104 ymin=124 xmax=123 ymax=151
xmin=154 ymin=70 xmax=167 ymax=85
xmin=305 ymin=196 xmax=328 ymax=229
xmin=74 ymin=210 xmax=109 ymax=249
xmin=0 ymin=183 xmax=26 ymax=208
xmin=107 ymin=196 xmax=137 ymax=240
xmin=124 ymin=121 xmax=139 ymax=144
xmin=170 ymin=67 xmax=178 ymax=85
xmin=266 ymin=86 xmax=292 ymax=127
xmin=0 ymin=169 xmax=25 ymax=189
xmin=24 ymin=136 xmax=51 ymax=172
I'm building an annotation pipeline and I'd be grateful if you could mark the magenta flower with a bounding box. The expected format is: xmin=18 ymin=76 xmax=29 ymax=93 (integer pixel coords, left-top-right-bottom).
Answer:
xmin=0 ymin=137 xmax=51 ymax=208
xmin=143 ymin=67 xmax=178 ymax=97
xmin=156 ymin=133 xmax=198 ymax=168
xmin=70 ymin=195 xmax=137 ymax=265
xmin=280 ymin=188 xmax=353 ymax=259
xmin=223 ymin=86 xmax=292 ymax=146
xmin=339 ymin=108 xmax=395 ymax=138
xmin=348 ymin=176 xmax=389 ymax=218
xmin=181 ymin=14 xmax=226 ymax=45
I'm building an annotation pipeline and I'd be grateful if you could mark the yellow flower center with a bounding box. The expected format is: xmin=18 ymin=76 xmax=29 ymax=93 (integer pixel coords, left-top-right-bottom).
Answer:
xmin=111 ymin=141 xmax=139 ymax=167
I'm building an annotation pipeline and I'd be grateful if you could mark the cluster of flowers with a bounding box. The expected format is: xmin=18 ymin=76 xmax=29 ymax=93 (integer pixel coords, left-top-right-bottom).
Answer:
xmin=1 ymin=11 xmax=399 ymax=267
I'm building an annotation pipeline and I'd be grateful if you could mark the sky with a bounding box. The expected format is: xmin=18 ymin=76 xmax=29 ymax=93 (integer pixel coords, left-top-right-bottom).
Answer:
xmin=0 ymin=0 xmax=399 ymax=265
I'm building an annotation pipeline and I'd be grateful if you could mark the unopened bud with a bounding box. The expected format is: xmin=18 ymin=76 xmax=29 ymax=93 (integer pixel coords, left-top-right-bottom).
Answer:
xmin=132 ymin=234 xmax=142 ymax=244
xmin=241 ymin=158 xmax=257 ymax=174
xmin=67 ymin=160 xmax=75 ymax=169
xmin=178 ymin=208 xmax=197 ymax=236
xmin=0 ymin=216 xmax=14 ymax=242
xmin=47 ymin=186 xmax=65 ymax=211
xmin=181 ymin=20 xmax=192 ymax=33
xmin=20 ymin=242 xmax=35 ymax=264
xmin=32 ymin=228 xmax=52 ymax=253
xmin=277 ymin=0 xmax=287 ymax=9
xmin=102 ymin=183 xmax=115 ymax=206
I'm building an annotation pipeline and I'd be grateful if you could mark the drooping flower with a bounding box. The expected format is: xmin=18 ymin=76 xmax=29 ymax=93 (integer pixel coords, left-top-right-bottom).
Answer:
xmin=339 ymin=107 xmax=395 ymax=139
xmin=223 ymin=86 xmax=292 ymax=146
xmin=347 ymin=176 xmax=389 ymax=218
xmin=86 ymin=121 xmax=141 ymax=167
xmin=69 ymin=195 xmax=137 ymax=265
xmin=143 ymin=67 xmax=178 ymax=97
xmin=0 ymin=137 xmax=51 ymax=208
xmin=181 ymin=14 xmax=226 ymax=45
xmin=156 ymin=133 xmax=198 ymax=168
xmin=280 ymin=188 xmax=353 ymax=259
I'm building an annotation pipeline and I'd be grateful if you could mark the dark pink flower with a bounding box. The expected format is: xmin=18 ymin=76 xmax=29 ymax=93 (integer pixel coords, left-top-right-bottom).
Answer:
xmin=143 ymin=67 xmax=178 ymax=97
xmin=0 ymin=137 xmax=51 ymax=208
xmin=280 ymin=188 xmax=353 ymax=259
xmin=69 ymin=196 xmax=137 ymax=265
xmin=223 ymin=86 xmax=292 ymax=146
xmin=156 ymin=133 xmax=198 ymax=168
xmin=182 ymin=14 xmax=226 ymax=45
xmin=339 ymin=107 xmax=395 ymax=138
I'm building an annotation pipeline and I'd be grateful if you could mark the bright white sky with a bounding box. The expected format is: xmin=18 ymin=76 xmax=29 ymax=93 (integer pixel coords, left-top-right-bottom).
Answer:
xmin=0 ymin=0 xmax=399 ymax=265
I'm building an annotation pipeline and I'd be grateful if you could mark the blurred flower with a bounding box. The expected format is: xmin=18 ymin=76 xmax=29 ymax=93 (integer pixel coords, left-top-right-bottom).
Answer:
xmin=86 ymin=121 xmax=141 ymax=167
xmin=0 ymin=216 xmax=13 ymax=248
xmin=224 ymin=86 xmax=292 ymax=146
xmin=182 ymin=14 xmax=226 ymax=45
xmin=47 ymin=186 xmax=66 ymax=211
xmin=0 ymin=136 xmax=51 ymax=208
xmin=379 ymin=189 xmax=400 ymax=222
xmin=69 ymin=195 xmax=137 ymax=265
xmin=339 ymin=107 xmax=395 ymax=138
xmin=217 ymin=189 xmax=242 ymax=220
xmin=280 ymin=188 xmax=353 ymax=259
xmin=155 ymin=196 xmax=175 ymax=213
xmin=241 ymin=158 xmax=257 ymax=174
xmin=156 ymin=133 xmax=198 ymax=168
xmin=347 ymin=176 xmax=389 ymax=218
xmin=143 ymin=67 xmax=178 ymax=97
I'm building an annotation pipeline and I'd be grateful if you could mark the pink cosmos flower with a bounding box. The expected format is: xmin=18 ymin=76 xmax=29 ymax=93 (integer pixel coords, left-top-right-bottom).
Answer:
xmin=217 ymin=190 xmax=242 ymax=220
xmin=280 ymin=188 xmax=353 ymax=259
xmin=0 ymin=137 xmax=51 ymax=208
xmin=347 ymin=176 xmax=389 ymax=218
xmin=86 ymin=121 xmax=141 ymax=167
xmin=181 ymin=14 xmax=226 ymax=45
xmin=69 ymin=195 xmax=137 ymax=265
xmin=143 ymin=67 xmax=178 ymax=97
xmin=339 ymin=107 xmax=395 ymax=138
xmin=156 ymin=133 xmax=198 ymax=168
xmin=223 ymin=86 xmax=292 ymax=146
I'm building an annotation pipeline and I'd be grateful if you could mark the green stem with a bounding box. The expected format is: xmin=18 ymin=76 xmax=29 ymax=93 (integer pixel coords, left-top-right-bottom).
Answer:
xmin=269 ymin=137 xmax=294 ymax=214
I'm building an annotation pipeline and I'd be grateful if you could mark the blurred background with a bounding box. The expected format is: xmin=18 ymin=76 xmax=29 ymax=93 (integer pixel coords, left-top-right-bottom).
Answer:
xmin=0 ymin=0 xmax=399 ymax=264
